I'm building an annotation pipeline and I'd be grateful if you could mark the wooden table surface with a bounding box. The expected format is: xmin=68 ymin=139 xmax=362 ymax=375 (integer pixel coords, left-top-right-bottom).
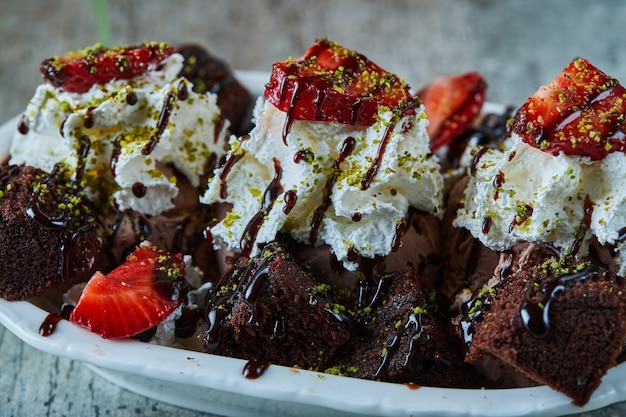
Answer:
xmin=2 ymin=0 xmax=626 ymax=416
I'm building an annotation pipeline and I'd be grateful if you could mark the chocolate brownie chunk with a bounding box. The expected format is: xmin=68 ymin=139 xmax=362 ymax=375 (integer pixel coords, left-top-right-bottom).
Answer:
xmin=332 ymin=267 xmax=479 ymax=387
xmin=464 ymin=261 xmax=626 ymax=405
xmin=201 ymin=241 xmax=350 ymax=370
xmin=0 ymin=164 xmax=102 ymax=300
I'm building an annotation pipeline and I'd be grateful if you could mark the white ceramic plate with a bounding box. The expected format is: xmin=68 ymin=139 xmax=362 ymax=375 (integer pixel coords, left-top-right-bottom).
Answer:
xmin=1 ymin=71 xmax=626 ymax=417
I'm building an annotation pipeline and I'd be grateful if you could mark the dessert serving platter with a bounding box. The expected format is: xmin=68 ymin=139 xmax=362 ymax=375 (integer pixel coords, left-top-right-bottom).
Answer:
xmin=0 ymin=71 xmax=626 ymax=417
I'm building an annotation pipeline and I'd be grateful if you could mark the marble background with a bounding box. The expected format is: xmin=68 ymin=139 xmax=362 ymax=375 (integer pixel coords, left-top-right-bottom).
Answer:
xmin=1 ymin=0 xmax=626 ymax=416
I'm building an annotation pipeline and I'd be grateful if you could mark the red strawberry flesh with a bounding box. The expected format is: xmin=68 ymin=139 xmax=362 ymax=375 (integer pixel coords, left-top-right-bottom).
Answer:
xmin=69 ymin=243 xmax=188 ymax=339
xmin=40 ymin=41 xmax=176 ymax=94
xmin=264 ymin=38 xmax=416 ymax=140
xmin=416 ymin=71 xmax=487 ymax=151
xmin=511 ymin=58 xmax=626 ymax=160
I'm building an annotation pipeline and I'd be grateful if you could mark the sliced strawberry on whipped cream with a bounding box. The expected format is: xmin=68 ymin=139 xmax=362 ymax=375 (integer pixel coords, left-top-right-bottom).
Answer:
xmin=416 ymin=72 xmax=487 ymax=151
xmin=40 ymin=41 xmax=175 ymax=93
xmin=511 ymin=58 xmax=626 ymax=160
xmin=70 ymin=243 xmax=188 ymax=339
xmin=264 ymin=38 xmax=416 ymax=141
xmin=455 ymin=57 xmax=626 ymax=277
xmin=202 ymin=39 xmax=443 ymax=271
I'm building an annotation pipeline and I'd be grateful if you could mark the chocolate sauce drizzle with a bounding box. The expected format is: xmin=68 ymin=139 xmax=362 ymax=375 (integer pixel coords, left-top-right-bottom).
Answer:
xmin=361 ymin=100 xmax=420 ymax=191
xmin=17 ymin=114 xmax=29 ymax=135
xmin=356 ymin=272 xmax=394 ymax=320
xmin=83 ymin=106 xmax=96 ymax=129
xmin=131 ymin=182 xmax=147 ymax=198
xmin=570 ymin=195 xmax=593 ymax=257
xmin=240 ymin=158 xmax=284 ymax=257
xmin=391 ymin=217 xmax=409 ymax=252
xmin=294 ymin=149 xmax=314 ymax=164
xmin=142 ymin=91 xmax=176 ymax=155
xmin=493 ymin=171 xmax=504 ymax=201
xmin=375 ymin=305 xmax=425 ymax=379
xmin=520 ymin=265 xmax=600 ymax=339
xmin=309 ymin=136 xmax=356 ymax=245
xmin=39 ymin=312 xmax=64 ymax=337
xmin=242 ymin=358 xmax=271 ymax=379
xmin=39 ymin=304 xmax=74 ymax=337
xmin=470 ymin=147 xmax=489 ymax=177
xmin=459 ymin=288 xmax=493 ymax=345
xmin=125 ymin=91 xmax=138 ymax=105
xmin=218 ymin=135 xmax=248 ymax=199
xmin=282 ymin=189 xmax=297 ymax=215
xmin=481 ymin=216 xmax=492 ymax=234
xmin=508 ymin=203 xmax=533 ymax=233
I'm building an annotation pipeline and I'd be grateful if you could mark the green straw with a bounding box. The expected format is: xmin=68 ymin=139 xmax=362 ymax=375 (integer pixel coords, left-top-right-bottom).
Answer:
xmin=91 ymin=0 xmax=111 ymax=46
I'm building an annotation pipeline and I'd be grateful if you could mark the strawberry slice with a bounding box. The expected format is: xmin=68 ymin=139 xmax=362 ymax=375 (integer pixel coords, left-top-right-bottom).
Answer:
xmin=416 ymin=71 xmax=487 ymax=151
xmin=264 ymin=38 xmax=415 ymax=136
xmin=69 ymin=243 xmax=188 ymax=339
xmin=40 ymin=41 xmax=176 ymax=93
xmin=511 ymin=58 xmax=626 ymax=160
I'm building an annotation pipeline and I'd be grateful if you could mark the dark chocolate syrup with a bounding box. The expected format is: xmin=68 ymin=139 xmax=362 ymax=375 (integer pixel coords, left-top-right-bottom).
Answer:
xmin=459 ymin=287 xmax=494 ymax=345
xmin=508 ymin=203 xmax=533 ymax=233
xmin=493 ymin=171 xmax=504 ymax=201
xmin=218 ymin=137 xmax=247 ymax=199
xmin=131 ymin=182 xmax=147 ymax=198
xmin=499 ymin=250 xmax=514 ymax=280
xmin=519 ymin=265 xmax=600 ymax=339
xmin=356 ymin=272 xmax=394 ymax=318
xmin=177 ymin=80 xmax=189 ymax=101
xmin=240 ymin=158 xmax=284 ymax=257
xmin=375 ymin=305 xmax=424 ymax=379
xmin=0 ymin=165 xmax=20 ymax=186
xmin=283 ymin=189 xmax=297 ymax=215
xmin=142 ymin=91 xmax=176 ymax=155
xmin=293 ymin=149 xmax=314 ymax=164
xmin=174 ymin=306 xmax=201 ymax=338
xmin=74 ymin=133 xmax=92 ymax=183
xmin=110 ymin=139 xmax=122 ymax=177
xmin=39 ymin=304 xmax=74 ymax=337
xmin=361 ymin=100 xmax=420 ymax=191
xmin=391 ymin=217 xmax=409 ymax=252
xmin=125 ymin=91 xmax=138 ymax=105
xmin=17 ymin=114 xmax=29 ymax=135
xmin=470 ymin=147 xmax=489 ymax=177
xmin=39 ymin=312 xmax=64 ymax=337
xmin=481 ymin=216 xmax=492 ymax=234
xmin=309 ymin=136 xmax=356 ymax=245
xmin=243 ymin=358 xmax=271 ymax=379
xmin=570 ymin=195 xmax=593 ymax=257
xmin=83 ymin=106 xmax=96 ymax=129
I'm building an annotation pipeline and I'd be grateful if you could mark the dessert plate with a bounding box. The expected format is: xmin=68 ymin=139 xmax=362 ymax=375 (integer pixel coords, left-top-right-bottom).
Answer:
xmin=0 ymin=71 xmax=626 ymax=417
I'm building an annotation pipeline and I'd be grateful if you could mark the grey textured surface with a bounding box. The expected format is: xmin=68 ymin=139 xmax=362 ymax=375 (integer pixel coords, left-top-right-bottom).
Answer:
xmin=1 ymin=0 xmax=626 ymax=416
